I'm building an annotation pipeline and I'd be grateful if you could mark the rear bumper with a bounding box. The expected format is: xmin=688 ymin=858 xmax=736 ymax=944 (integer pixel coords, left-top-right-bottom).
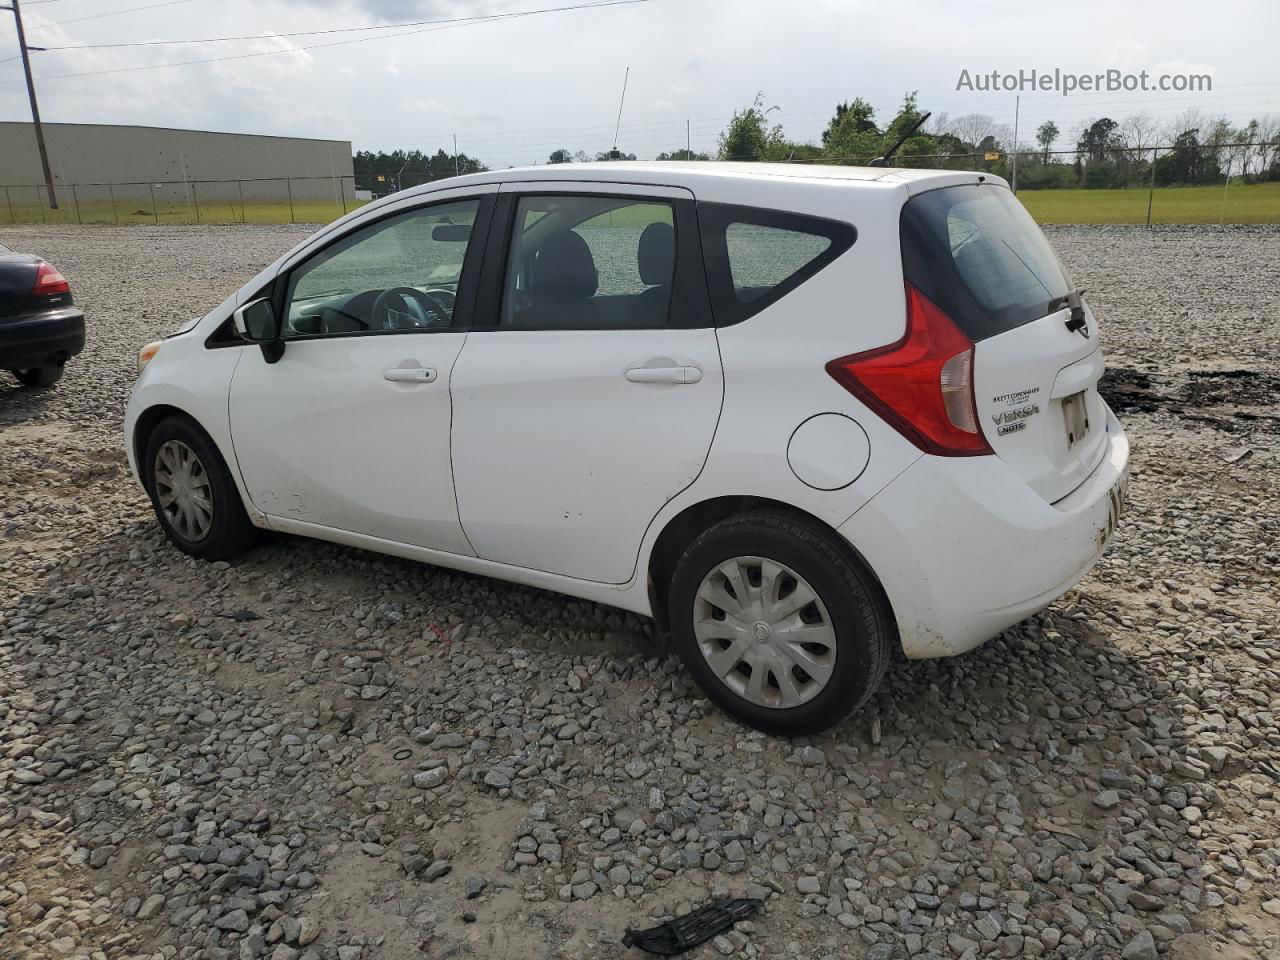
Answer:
xmin=0 ymin=310 xmax=85 ymax=370
xmin=840 ymin=403 xmax=1129 ymax=659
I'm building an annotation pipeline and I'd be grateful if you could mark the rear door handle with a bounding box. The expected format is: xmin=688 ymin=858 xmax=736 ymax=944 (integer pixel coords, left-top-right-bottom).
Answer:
xmin=625 ymin=364 xmax=703 ymax=384
xmin=383 ymin=366 xmax=437 ymax=383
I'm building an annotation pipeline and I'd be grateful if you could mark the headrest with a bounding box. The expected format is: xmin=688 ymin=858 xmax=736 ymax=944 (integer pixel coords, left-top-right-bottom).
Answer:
xmin=532 ymin=230 xmax=598 ymax=300
xmin=638 ymin=221 xmax=675 ymax=286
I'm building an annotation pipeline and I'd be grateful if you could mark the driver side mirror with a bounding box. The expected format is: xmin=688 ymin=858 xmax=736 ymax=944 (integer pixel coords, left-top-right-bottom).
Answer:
xmin=232 ymin=298 xmax=285 ymax=363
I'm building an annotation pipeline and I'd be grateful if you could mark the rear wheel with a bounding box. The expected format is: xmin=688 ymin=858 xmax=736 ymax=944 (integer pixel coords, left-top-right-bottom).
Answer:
xmin=668 ymin=512 xmax=892 ymax=735
xmin=12 ymin=366 xmax=64 ymax=388
xmin=144 ymin=416 xmax=256 ymax=561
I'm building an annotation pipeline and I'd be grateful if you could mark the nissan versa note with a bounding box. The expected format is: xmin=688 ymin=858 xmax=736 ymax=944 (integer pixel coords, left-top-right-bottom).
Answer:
xmin=125 ymin=162 xmax=1129 ymax=734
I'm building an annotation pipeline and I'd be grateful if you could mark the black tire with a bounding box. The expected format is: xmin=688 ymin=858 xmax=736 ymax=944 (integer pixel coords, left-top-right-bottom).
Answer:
xmin=668 ymin=512 xmax=893 ymax=736
xmin=144 ymin=415 xmax=257 ymax=561
xmin=12 ymin=366 xmax=64 ymax=387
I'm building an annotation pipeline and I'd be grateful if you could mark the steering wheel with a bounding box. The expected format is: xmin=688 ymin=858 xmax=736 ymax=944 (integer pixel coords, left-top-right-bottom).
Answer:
xmin=370 ymin=287 xmax=453 ymax=330
xmin=423 ymin=288 xmax=456 ymax=311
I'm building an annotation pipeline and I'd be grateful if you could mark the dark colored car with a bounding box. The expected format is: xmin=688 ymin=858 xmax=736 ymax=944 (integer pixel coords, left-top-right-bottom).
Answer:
xmin=0 ymin=242 xmax=85 ymax=388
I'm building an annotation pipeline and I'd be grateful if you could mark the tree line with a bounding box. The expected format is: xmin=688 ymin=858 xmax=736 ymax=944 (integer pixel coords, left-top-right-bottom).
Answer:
xmin=706 ymin=93 xmax=1280 ymax=188
xmin=352 ymin=149 xmax=487 ymax=193
xmin=353 ymin=97 xmax=1280 ymax=192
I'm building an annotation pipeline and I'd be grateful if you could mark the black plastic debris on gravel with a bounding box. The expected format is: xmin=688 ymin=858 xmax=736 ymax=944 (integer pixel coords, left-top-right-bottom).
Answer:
xmin=1100 ymin=367 xmax=1280 ymax=433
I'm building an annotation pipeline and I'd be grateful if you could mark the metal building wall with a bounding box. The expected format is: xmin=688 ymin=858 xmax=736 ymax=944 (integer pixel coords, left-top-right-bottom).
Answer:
xmin=0 ymin=122 xmax=354 ymax=202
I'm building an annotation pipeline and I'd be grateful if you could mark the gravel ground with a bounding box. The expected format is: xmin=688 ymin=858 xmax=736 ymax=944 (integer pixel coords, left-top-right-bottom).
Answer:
xmin=1 ymin=223 xmax=1278 ymax=960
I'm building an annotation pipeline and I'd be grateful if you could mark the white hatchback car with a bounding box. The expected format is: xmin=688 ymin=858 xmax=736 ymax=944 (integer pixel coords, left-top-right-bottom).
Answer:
xmin=126 ymin=162 xmax=1128 ymax=734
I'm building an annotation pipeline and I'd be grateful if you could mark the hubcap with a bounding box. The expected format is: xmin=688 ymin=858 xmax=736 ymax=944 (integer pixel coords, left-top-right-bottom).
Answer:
xmin=154 ymin=439 xmax=214 ymax=542
xmin=692 ymin=556 xmax=836 ymax=710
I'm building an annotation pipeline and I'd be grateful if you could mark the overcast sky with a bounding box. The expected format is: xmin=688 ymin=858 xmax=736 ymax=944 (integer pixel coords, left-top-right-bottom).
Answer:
xmin=1 ymin=0 xmax=1277 ymax=166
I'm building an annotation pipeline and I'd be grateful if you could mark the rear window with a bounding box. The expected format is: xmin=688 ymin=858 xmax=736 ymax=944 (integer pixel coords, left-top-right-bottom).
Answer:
xmin=900 ymin=184 xmax=1072 ymax=340
xmin=700 ymin=203 xmax=856 ymax=326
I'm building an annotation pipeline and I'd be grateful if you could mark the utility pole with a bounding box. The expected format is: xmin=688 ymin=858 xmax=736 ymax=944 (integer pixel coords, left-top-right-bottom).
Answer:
xmin=453 ymin=134 xmax=460 ymax=176
xmin=4 ymin=0 xmax=59 ymax=209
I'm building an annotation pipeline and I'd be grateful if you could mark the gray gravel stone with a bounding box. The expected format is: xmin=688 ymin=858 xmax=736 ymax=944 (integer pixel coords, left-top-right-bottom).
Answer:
xmin=2 ymin=223 xmax=1278 ymax=960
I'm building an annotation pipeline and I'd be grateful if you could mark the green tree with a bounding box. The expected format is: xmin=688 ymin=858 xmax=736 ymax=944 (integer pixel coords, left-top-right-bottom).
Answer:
xmin=595 ymin=150 xmax=637 ymax=161
xmin=1153 ymin=128 xmax=1221 ymax=185
xmin=547 ymin=148 xmax=574 ymax=164
xmin=1036 ymin=121 xmax=1059 ymax=162
xmin=822 ymin=98 xmax=877 ymax=146
xmin=718 ymin=93 xmax=786 ymax=161
xmin=1076 ymin=118 xmax=1120 ymax=163
xmin=821 ymin=105 xmax=881 ymax=161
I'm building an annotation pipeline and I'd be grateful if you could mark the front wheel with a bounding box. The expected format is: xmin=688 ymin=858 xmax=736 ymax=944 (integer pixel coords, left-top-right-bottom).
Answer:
xmin=144 ymin=416 xmax=257 ymax=561
xmin=668 ymin=513 xmax=893 ymax=736
xmin=12 ymin=366 xmax=64 ymax=388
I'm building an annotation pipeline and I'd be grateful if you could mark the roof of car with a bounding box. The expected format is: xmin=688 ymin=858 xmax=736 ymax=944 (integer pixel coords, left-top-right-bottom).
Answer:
xmin=398 ymin=161 xmax=1004 ymax=195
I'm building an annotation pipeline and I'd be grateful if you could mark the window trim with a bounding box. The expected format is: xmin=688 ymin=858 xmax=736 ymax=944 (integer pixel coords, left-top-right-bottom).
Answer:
xmin=258 ymin=193 xmax=496 ymax=344
xmin=698 ymin=202 xmax=857 ymax=328
xmin=471 ymin=190 xmax=714 ymax=332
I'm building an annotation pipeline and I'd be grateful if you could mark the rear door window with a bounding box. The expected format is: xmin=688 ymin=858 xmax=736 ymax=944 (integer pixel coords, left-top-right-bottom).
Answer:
xmin=501 ymin=196 xmax=676 ymax=329
xmin=900 ymin=184 xmax=1072 ymax=340
xmin=700 ymin=203 xmax=856 ymax=326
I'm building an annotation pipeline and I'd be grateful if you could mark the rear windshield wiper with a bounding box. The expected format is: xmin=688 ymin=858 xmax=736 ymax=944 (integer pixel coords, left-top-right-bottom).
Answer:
xmin=1048 ymin=288 xmax=1089 ymax=335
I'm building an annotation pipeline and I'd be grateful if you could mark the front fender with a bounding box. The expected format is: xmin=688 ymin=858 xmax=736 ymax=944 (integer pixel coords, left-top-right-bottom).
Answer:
xmin=125 ymin=337 xmax=266 ymax=526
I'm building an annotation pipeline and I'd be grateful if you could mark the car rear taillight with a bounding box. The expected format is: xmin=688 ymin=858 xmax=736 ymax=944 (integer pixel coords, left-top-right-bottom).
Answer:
xmin=32 ymin=261 xmax=70 ymax=297
xmin=826 ymin=283 xmax=992 ymax=456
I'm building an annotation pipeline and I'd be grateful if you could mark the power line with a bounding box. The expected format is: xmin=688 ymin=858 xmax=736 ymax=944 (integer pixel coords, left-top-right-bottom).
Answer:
xmin=37 ymin=0 xmax=198 ymax=29
xmin=1 ymin=0 xmax=654 ymax=82
xmin=35 ymin=2 xmax=617 ymax=47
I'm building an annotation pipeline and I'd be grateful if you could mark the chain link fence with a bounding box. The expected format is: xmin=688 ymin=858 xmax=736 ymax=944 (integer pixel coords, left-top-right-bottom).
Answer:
xmin=0 ymin=175 xmax=363 ymax=225
xmin=765 ymin=142 xmax=1279 ymax=225
xmin=2 ymin=143 xmax=1277 ymax=226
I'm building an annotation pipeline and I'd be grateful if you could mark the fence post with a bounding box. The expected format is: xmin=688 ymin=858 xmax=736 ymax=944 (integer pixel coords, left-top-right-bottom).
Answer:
xmin=149 ymin=183 xmax=159 ymax=225
xmin=1145 ymin=148 xmax=1156 ymax=228
xmin=71 ymin=184 xmax=82 ymax=224
xmin=1219 ymin=156 xmax=1233 ymax=227
xmin=238 ymin=180 xmax=246 ymax=224
xmin=4 ymin=186 xmax=12 ymax=224
xmin=192 ymin=181 xmax=201 ymax=224
xmin=286 ymin=178 xmax=295 ymax=223
xmin=340 ymin=176 xmax=348 ymax=215
xmin=108 ymin=183 xmax=119 ymax=224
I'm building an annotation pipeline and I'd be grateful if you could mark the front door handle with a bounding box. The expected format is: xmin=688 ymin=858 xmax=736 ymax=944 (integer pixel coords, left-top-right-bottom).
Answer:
xmin=383 ymin=366 xmax=437 ymax=383
xmin=625 ymin=364 xmax=703 ymax=384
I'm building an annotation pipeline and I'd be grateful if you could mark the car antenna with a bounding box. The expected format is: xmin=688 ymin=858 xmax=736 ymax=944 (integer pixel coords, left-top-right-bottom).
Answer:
xmin=869 ymin=111 xmax=931 ymax=167
xmin=609 ymin=66 xmax=630 ymax=160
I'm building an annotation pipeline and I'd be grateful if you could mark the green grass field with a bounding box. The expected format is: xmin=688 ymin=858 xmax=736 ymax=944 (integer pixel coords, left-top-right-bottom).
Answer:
xmin=1017 ymin=182 xmax=1280 ymax=224
xmin=0 ymin=199 xmax=366 ymax=226
xmin=2 ymin=182 xmax=1278 ymax=226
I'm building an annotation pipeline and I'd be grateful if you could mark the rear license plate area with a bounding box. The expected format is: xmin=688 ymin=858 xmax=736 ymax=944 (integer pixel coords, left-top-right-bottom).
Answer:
xmin=1062 ymin=391 xmax=1090 ymax=449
